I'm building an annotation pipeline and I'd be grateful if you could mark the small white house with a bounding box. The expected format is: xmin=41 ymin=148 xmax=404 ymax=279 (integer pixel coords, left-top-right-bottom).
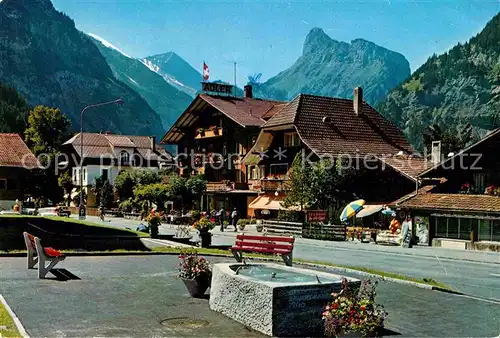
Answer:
xmin=63 ymin=132 xmax=172 ymax=206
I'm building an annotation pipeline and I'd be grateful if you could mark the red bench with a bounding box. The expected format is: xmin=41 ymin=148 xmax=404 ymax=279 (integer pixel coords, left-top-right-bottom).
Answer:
xmin=23 ymin=232 xmax=66 ymax=278
xmin=231 ymin=234 xmax=295 ymax=266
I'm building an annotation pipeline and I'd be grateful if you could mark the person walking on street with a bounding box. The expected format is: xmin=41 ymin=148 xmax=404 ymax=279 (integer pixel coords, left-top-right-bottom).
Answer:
xmin=99 ymin=205 xmax=105 ymax=222
xmin=218 ymin=207 xmax=225 ymax=232
xmin=230 ymin=207 xmax=240 ymax=232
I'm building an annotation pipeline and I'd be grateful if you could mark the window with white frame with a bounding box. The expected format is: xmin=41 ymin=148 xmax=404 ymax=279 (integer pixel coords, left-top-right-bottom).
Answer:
xmin=120 ymin=150 xmax=130 ymax=166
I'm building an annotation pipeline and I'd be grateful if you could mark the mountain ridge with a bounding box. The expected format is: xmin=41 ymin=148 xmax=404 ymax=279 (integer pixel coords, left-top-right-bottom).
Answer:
xmin=90 ymin=37 xmax=193 ymax=130
xmin=376 ymin=13 xmax=500 ymax=150
xmin=143 ymin=52 xmax=202 ymax=97
xmin=0 ymin=0 xmax=165 ymax=138
xmin=254 ymin=27 xmax=411 ymax=105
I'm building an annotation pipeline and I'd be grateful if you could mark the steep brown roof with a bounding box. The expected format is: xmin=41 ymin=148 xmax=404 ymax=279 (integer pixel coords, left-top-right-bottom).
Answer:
xmin=64 ymin=133 xmax=170 ymax=161
xmin=200 ymin=94 xmax=284 ymax=127
xmin=263 ymin=95 xmax=301 ymax=128
xmin=261 ymin=103 xmax=287 ymax=120
xmin=0 ymin=134 xmax=38 ymax=168
xmin=379 ymin=156 xmax=432 ymax=180
xmin=162 ymin=94 xmax=286 ymax=144
xmin=396 ymin=193 xmax=500 ymax=213
xmin=265 ymin=94 xmax=414 ymax=156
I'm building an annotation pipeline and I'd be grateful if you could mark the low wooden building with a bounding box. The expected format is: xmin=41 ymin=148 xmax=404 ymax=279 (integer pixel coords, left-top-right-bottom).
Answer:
xmin=0 ymin=133 xmax=39 ymax=209
xmin=393 ymin=129 xmax=500 ymax=250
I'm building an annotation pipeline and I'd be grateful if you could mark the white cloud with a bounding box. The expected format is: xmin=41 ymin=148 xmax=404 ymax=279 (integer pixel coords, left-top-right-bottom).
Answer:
xmin=87 ymin=33 xmax=131 ymax=58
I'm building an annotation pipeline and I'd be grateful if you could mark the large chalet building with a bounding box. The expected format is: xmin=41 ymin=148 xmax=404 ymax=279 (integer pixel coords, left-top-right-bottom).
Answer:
xmin=162 ymin=85 xmax=431 ymax=217
xmin=161 ymin=86 xmax=285 ymax=215
xmin=243 ymin=87 xmax=431 ymax=218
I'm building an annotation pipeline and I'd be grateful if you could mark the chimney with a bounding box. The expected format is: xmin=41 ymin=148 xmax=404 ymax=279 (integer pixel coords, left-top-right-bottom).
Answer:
xmin=150 ymin=136 xmax=156 ymax=152
xmin=244 ymin=85 xmax=253 ymax=98
xmin=353 ymin=87 xmax=363 ymax=116
xmin=431 ymin=141 xmax=442 ymax=164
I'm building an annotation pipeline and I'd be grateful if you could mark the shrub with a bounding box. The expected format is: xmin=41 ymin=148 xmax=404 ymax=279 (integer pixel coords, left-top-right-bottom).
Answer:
xmin=189 ymin=209 xmax=201 ymax=222
xmin=323 ymin=279 xmax=387 ymax=337
xmin=119 ymin=198 xmax=135 ymax=212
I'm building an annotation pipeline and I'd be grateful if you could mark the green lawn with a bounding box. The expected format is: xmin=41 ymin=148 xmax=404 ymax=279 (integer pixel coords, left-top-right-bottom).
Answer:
xmin=0 ymin=300 xmax=21 ymax=338
xmin=42 ymin=216 xmax=148 ymax=237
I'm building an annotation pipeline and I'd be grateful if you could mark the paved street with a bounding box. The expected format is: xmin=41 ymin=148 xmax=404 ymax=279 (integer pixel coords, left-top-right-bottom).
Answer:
xmin=77 ymin=216 xmax=500 ymax=301
xmin=0 ymin=256 xmax=498 ymax=337
xmin=211 ymin=230 xmax=500 ymax=301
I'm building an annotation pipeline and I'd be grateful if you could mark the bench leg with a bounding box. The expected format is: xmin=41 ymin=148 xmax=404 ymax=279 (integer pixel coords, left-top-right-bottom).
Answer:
xmin=231 ymin=249 xmax=243 ymax=263
xmin=281 ymin=252 xmax=293 ymax=266
xmin=38 ymin=258 xmax=62 ymax=279
xmin=27 ymin=253 xmax=38 ymax=269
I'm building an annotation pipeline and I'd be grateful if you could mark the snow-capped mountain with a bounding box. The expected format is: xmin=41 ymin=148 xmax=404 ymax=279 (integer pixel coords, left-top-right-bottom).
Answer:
xmin=88 ymin=34 xmax=192 ymax=129
xmin=143 ymin=52 xmax=203 ymax=97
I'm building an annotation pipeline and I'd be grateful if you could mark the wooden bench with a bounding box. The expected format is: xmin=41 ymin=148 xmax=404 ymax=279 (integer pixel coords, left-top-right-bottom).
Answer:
xmin=23 ymin=232 xmax=66 ymax=279
xmin=231 ymin=234 xmax=295 ymax=266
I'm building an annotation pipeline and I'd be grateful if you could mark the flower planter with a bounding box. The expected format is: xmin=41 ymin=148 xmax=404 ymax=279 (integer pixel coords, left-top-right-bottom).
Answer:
xmin=199 ymin=230 xmax=212 ymax=248
xmin=334 ymin=329 xmax=379 ymax=337
xmin=182 ymin=276 xmax=210 ymax=298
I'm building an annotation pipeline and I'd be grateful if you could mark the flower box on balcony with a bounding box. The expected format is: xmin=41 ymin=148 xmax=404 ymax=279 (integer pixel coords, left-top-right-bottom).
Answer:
xmin=195 ymin=127 xmax=224 ymax=139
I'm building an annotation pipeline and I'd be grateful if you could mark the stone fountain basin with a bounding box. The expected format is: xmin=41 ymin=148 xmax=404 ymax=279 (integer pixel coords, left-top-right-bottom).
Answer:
xmin=209 ymin=263 xmax=360 ymax=337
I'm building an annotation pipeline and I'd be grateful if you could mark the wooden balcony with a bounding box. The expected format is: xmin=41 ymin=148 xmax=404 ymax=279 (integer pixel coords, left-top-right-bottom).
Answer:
xmin=261 ymin=179 xmax=288 ymax=191
xmin=206 ymin=181 xmax=249 ymax=192
xmin=195 ymin=127 xmax=223 ymax=139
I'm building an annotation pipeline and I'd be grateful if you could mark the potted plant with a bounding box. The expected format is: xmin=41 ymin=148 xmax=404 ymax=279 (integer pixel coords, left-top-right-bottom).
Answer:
xmin=178 ymin=249 xmax=212 ymax=298
xmin=210 ymin=126 xmax=220 ymax=135
xmin=323 ymin=278 xmax=387 ymax=337
xmin=145 ymin=210 xmax=163 ymax=238
xmin=237 ymin=218 xmax=248 ymax=231
xmin=198 ymin=128 xmax=206 ymax=137
xmin=192 ymin=216 xmax=216 ymax=247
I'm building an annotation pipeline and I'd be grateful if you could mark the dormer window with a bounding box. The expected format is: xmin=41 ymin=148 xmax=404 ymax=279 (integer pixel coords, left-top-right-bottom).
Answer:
xmin=119 ymin=150 xmax=130 ymax=166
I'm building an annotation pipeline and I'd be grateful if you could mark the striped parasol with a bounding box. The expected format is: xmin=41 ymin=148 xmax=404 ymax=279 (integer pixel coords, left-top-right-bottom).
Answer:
xmin=340 ymin=199 xmax=366 ymax=222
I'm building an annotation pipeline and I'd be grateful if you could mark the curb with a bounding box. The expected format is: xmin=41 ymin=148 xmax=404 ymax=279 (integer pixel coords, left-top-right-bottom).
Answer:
xmin=0 ymin=294 xmax=30 ymax=338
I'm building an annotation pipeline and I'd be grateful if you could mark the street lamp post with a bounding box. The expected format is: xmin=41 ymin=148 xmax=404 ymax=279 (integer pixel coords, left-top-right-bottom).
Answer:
xmin=79 ymin=98 xmax=124 ymax=220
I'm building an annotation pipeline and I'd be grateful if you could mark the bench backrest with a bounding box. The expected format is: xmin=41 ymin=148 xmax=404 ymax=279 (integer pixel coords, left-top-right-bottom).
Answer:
xmin=234 ymin=234 xmax=295 ymax=252
xmin=23 ymin=231 xmax=36 ymax=251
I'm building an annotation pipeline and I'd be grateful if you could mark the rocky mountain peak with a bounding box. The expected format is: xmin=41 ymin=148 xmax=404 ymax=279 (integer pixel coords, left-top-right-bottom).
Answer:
xmin=303 ymin=27 xmax=346 ymax=56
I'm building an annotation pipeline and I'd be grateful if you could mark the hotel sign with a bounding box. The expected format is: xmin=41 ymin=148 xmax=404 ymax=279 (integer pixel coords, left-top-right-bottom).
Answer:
xmin=306 ymin=210 xmax=327 ymax=222
xmin=202 ymin=82 xmax=233 ymax=95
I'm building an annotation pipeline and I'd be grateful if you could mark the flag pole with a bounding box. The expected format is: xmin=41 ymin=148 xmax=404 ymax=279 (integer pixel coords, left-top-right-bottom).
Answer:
xmin=233 ymin=61 xmax=237 ymax=95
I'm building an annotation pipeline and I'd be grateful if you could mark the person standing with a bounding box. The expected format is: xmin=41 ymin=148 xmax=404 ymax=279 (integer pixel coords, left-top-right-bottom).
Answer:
xmin=230 ymin=207 xmax=240 ymax=232
xmin=218 ymin=207 xmax=225 ymax=232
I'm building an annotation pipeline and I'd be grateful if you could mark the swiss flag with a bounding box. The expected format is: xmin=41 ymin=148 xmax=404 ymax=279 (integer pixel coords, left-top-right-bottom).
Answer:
xmin=203 ymin=62 xmax=210 ymax=81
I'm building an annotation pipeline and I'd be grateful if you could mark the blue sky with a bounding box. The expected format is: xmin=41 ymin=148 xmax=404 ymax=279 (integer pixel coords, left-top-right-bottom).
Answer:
xmin=52 ymin=0 xmax=499 ymax=87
